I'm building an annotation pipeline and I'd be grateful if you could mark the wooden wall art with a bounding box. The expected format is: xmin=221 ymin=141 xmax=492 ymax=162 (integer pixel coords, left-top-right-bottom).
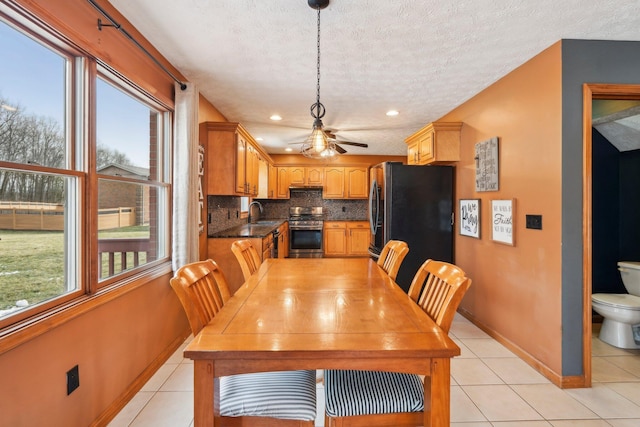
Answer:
xmin=475 ymin=137 xmax=499 ymax=192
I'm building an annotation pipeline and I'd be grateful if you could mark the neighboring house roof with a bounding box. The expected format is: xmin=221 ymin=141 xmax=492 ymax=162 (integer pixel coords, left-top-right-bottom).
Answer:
xmin=98 ymin=163 xmax=150 ymax=179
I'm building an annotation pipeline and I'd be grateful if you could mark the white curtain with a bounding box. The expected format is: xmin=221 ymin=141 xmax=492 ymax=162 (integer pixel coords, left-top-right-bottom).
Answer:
xmin=172 ymin=82 xmax=200 ymax=271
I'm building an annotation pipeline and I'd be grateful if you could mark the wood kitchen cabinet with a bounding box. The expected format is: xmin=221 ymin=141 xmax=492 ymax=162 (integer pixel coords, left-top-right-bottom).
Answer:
xmin=324 ymin=221 xmax=348 ymax=256
xmin=201 ymin=121 xmax=267 ymax=196
xmin=277 ymin=221 xmax=289 ymax=258
xmin=289 ymin=166 xmax=324 ymax=186
xmin=345 ymin=167 xmax=368 ymax=198
xmin=324 ymin=221 xmax=370 ymax=257
xmin=267 ymin=163 xmax=278 ymax=199
xmin=405 ymin=121 xmax=462 ymax=165
xmin=323 ymin=166 xmax=368 ymax=199
xmin=276 ymin=166 xmax=290 ymax=199
xmin=346 ymin=221 xmax=370 ymax=255
xmin=323 ymin=167 xmax=345 ymax=198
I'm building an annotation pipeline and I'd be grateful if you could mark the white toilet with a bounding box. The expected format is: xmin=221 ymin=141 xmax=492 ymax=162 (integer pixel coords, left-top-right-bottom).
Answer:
xmin=592 ymin=261 xmax=640 ymax=349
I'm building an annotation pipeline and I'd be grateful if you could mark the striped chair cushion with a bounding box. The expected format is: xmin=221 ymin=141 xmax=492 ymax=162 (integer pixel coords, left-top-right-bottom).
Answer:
xmin=324 ymin=369 xmax=424 ymax=417
xmin=220 ymin=370 xmax=317 ymax=421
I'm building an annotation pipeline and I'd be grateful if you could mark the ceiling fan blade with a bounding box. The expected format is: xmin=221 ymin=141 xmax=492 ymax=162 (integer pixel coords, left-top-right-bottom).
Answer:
xmin=336 ymin=141 xmax=368 ymax=148
xmin=334 ymin=144 xmax=347 ymax=154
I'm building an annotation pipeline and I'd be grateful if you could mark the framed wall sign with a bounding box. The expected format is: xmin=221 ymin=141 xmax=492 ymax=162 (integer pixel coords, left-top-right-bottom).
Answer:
xmin=459 ymin=199 xmax=480 ymax=238
xmin=491 ymin=199 xmax=515 ymax=245
xmin=475 ymin=137 xmax=499 ymax=192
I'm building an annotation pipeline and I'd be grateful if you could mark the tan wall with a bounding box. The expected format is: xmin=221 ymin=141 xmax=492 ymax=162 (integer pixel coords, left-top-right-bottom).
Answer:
xmin=0 ymin=273 xmax=189 ymax=426
xmin=0 ymin=1 xmax=190 ymax=425
xmin=198 ymin=94 xmax=228 ymax=123
xmin=441 ymin=42 xmax=564 ymax=376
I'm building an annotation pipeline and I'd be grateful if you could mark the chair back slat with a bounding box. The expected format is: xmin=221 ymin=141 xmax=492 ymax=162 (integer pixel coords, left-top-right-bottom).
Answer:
xmin=231 ymin=239 xmax=263 ymax=281
xmin=408 ymin=259 xmax=471 ymax=333
xmin=376 ymin=240 xmax=409 ymax=281
xmin=170 ymin=259 xmax=232 ymax=336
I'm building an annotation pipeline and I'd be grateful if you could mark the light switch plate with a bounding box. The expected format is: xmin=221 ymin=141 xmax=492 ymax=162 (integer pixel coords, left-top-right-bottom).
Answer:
xmin=526 ymin=214 xmax=542 ymax=230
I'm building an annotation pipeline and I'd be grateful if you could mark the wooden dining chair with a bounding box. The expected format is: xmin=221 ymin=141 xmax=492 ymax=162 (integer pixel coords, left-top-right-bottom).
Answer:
xmin=231 ymin=239 xmax=263 ymax=281
xmin=324 ymin=259 xmax=472 ymax=427
xmin=170 ymin=259 xmax=317 ymax=426
xmin=376 ymin=240 xmax=409 ymax=280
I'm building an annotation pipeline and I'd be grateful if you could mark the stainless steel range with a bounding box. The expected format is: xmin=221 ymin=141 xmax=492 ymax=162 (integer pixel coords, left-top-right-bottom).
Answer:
xmin=288 ymin=206 xmax=324 ymax=258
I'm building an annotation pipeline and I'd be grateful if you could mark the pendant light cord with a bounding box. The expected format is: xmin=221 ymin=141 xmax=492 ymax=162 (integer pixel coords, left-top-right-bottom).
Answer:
xmin=316 ymin=7 xmax=321 ymax=111
xmin=311 ymin=7 xmax=325 ymax=121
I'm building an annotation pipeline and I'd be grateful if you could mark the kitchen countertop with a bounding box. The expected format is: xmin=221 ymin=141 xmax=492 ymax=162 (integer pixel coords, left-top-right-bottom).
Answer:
xmin=209 ymin=219 xmax=286 ymax=238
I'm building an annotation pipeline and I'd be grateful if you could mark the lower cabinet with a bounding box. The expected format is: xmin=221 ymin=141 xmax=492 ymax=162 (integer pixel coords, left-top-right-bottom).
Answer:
xmin=324 ymin=221 xmax=370 ymax=257
xmin=347 ymin=222 xmax=370 ymax=256
xmin=277 ymin=222 xmax=289 ymax=258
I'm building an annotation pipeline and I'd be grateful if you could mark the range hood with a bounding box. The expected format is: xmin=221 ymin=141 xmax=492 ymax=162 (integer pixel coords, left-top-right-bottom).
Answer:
xmin=289 ymin=185 xmax=323 ymax=192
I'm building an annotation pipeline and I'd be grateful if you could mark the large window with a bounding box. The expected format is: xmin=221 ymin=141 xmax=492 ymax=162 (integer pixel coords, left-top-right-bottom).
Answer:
xmin=0 ymin=15 xmax=171 ymax=325
xmin=96 ymin=75 xmax=170 ymax=284
xmin=0 ymin=19 xmax=80 ymax=322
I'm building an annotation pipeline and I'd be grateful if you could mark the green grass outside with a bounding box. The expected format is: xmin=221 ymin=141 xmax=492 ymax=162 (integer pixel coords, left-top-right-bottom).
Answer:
xmin=0 ymin=230 xmax=65 ymax=310
xmin=0 ymin=226 xmax=149 ymax=311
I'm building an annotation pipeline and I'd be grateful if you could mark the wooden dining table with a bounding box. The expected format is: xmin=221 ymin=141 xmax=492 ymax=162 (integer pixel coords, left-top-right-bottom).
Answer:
xmin=184 ymin=257 xmax=460 ymax=427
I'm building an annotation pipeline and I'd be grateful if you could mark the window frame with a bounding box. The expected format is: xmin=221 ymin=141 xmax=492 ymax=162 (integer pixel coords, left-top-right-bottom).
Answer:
xmin=0 ymin=10 xmax=173 ymax=334
xmin=92 ymin=68 xmax=172 ymax=289
xmin=0 ymin=17 xmax=86 ymax=328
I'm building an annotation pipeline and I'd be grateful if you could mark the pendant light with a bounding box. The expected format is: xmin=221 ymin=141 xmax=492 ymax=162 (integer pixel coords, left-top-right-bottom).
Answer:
xmin=301 ymin=0 xmax=337 ymax=159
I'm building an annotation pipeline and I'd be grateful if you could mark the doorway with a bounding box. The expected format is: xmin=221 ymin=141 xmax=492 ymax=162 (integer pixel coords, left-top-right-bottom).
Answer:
xmin=582 ymin=83 xmax=640 ymax=386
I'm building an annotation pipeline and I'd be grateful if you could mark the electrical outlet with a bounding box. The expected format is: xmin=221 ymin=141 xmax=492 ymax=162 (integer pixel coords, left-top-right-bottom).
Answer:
xmin=67 ymin=365 xmax=80 ymax=395
xmin=526 ymin=214 xmax=542 ymax=230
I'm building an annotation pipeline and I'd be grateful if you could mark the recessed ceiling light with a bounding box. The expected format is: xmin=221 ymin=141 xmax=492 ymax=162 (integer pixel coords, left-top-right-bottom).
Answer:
xmin=386 ymin=110 xmax=399 ymax=117
xmin=284 ymin=147 xmax=293 ymax=152
xmin=270 ymin=114 xmax=282 ymax=121
xmin=255 ymin=137 xmax=264 ymax=141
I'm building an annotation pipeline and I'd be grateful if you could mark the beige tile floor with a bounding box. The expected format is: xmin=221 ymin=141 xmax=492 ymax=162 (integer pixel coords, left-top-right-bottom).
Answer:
xmin=108 ymin=314 xmax=640 ymax=427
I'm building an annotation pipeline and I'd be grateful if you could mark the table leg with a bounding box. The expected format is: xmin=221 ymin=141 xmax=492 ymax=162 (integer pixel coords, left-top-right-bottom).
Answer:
xmin=193 ymin=360 xmax=214 ymax=426
xmin=424 ymin=357 xmax=451 ymax=427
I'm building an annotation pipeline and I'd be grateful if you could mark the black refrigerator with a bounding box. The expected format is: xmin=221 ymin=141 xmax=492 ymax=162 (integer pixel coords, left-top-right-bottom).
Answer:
xmin=368 ymin=162 xmax=454 ymax=292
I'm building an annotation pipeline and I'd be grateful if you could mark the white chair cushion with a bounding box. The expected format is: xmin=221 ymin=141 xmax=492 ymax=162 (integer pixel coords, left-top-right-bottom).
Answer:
xmin=324 ymin=369 xmax=424 ymax=417
xmin=220 ymin=370 xmax=317 ymax=421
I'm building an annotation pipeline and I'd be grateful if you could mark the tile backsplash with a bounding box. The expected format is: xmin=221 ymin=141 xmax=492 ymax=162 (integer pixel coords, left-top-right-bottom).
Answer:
xmin=207 ymin=191 xmax=368 ymax=236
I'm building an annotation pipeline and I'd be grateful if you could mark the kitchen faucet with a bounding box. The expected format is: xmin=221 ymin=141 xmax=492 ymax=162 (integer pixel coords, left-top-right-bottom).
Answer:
xmin=248 ymin=201 xmax=263 ymax=224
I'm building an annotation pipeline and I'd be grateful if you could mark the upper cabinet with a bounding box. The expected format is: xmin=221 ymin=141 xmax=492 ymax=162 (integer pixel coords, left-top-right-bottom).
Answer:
xmin=405 ymin=122 xmax=462 ymax=165
xmin=289 ymin=166 xmax=324 ymax=187
xmin=323 ymin=167 xmax=345 ymax=198
xmin=267 ymin=163 xmax=278 ymax=199
xmin=276 ymin=166 xmax=290 ymax=199
xmin=200 ymin=122 xmax=266 ymax=196
xmin=345 ymin=167 xmax=368 ymax=198
xmin=323 ymin=166 xmax=368 ymax=199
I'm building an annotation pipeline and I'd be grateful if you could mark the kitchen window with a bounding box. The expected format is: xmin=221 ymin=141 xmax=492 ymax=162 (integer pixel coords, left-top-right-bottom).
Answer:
xmin=0 ymin=12 xmax=172 ymax=328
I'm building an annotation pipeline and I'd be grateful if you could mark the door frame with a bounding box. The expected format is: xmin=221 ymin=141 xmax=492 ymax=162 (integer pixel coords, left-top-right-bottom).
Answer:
xmin=582 ymin=83 xmax=640 ymax=387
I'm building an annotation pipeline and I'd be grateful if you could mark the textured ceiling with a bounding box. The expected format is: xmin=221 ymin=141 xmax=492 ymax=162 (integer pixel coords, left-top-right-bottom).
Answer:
xmin=108 ymin=0 xmax=640 ymax=155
